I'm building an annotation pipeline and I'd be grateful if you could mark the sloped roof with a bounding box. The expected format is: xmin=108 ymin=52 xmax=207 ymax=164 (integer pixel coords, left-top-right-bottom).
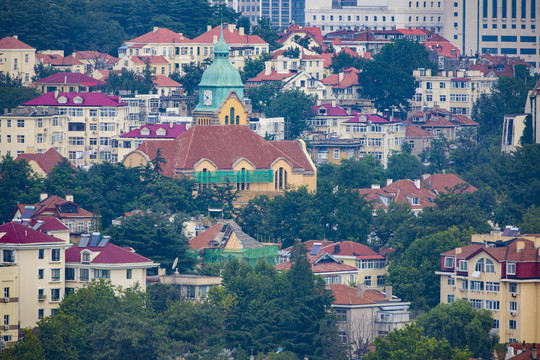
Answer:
xmin=34 ymin=72 xmax=102 ymax=86
xmin=322 ymin=241 xmax=385 ymax=260
xmin=312 ymin=104 xmax=350 ymax=116
xmin=192 ymin=24 xmax=266 ymax=45
xmin=29 ymin=217 xmax=69 ymax=231
xmin=131 ymin=55 xmax=169 ymax=64
xmin=405 ymin=125 xmax=436 ymax=138
xmin=133 ymin=125 xmax=314 ymax=177
xmin=424 ymin=41 xmax=461 ymax=58
xmin=153 ymin=75 xmax=182 ymax=87
xmin=0 ymin=222 xmax=65 ymax=244
xmin=16 ymin=148 xmax=71 ymax=175
xmin=65 ymin=242 xmax=153 ymax=264
xmin=421 ymin=174 xmax=477 ymax=194
xmin=330 ymin=284 xmax=392 ymax=305
xmin=70 ymin=51 xmax=117 ymax=64
xmin=278 ymin=25 xmax=324 ymax=46
xmin=281 ymin=240 xmax=336 ymax=253
xmin=189 ymin=220 xmax=264 ymax=250
xmin=275 ymin=252 xmax=358 ymax=273
xmin=16 ymin=195 xmax=93 ymax=219
xmin=120 ymin=124 xmax=186 ymax=139
xmin=0 ymin=36 xmax=35 ymax=50
xmin=345 ymin=114 xmax=398 ymax=124
xmin=36 ymin=53 xmax=84 ymax=66
xmin=441 ymin=238 xmax=540 ymax=264
xmin=357 ymin=179 xmax=436 ymax=210
xmin=126 ymin=27 xmax=192 ymax=44
xmin=189 ymin=223 xmax=223 ymax=249
xmin=22 ymin=92 xmax=126 ymax=107
xmin=247 ymin=70 xmax=293 ymax=83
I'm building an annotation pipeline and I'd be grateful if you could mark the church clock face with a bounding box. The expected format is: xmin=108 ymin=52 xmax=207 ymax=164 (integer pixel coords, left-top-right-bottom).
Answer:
xmin=203 ymin=89 xmax=213 ymax=106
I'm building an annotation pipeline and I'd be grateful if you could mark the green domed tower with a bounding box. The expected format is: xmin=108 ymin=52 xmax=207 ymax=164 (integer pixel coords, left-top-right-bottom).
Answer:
xmin=193 ymin=24 xmax=247 ymax=126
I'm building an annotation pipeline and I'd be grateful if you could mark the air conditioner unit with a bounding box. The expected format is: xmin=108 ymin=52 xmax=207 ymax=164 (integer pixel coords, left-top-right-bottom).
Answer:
xmin=38 ymin=294 xmax=46 ymax=301
xmin=3 ymin=325 xmax=8 ymax=331
xmin=3 ymin=298 xmax=8 ymax=303
xmin=511 ymin=311 xmax=516 ymax=316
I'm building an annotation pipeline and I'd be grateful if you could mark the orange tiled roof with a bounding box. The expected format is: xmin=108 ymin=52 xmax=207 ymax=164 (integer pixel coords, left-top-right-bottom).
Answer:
xmin=16 ymin=148 xmax=73 ymax=175
xmin=330 ymin=284 xmax=391 ymax=305
xmin=192 ymin=24 xmax=266 ymax=45
xmin=0 ymin=36 xmax=34 ymax=50
xmin=127 ymin=27 xmax=192 ymax=44
xmin=421 ymin=173 xmax=477 ymax=194
xmin=153 ymin=75 xmax=182 ymax=87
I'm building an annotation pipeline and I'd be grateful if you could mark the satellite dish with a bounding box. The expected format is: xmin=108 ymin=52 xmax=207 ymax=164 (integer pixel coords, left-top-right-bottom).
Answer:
xmin=172 ymin=257 xmax=178 ymax=271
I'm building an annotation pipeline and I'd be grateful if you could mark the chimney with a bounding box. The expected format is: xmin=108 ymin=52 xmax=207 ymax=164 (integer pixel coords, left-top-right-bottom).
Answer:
xmin=371 ymin=184 xmax=380 ymax=189
xmin=456 ymin=247 xmax=462 ymax=254
xmin=385 ymin=286 xmax=392 ymax=300
xmin=387 ymin=179 xmax=393 ymax=186
xmin=338 ymin=72 xmax=344 ymax=82
xmin=331 ymin=100 xmax=336 ymax=107
xmin=158 ymin=268 xmax=166 ymax=276
xmin=54 ymin=90 xmax=59 ymax=99
xmin=357 ymin=284 xmax=365 ymax=298
xmin=40 ymin=193 xmax=48 ymax=201
xmin=516 ymin=241 xmax=525 ymax=252
xmin=13 ymin=35 xmax=18 ymax=39
xmin=65 ymin=194 xmax=74 ymax=202
xmin=213 ymin=35 xmax=218 ymax=44
xmin=264 ymin=61 xmax=272 ymax=75
xmin=207 ymin=25 xmax=212 ymax=32
xmin=414 ymin=179 xmax=421 ymax=189
xmin=169 ymin=122 xmax=173 ymax=128
xmin=153 ymin=27 xmax=158 ymax=32
xmin=228 ymin=23 xmax=234 ymax=32
xmin=239 ymin=27 xmax=244 ymax=35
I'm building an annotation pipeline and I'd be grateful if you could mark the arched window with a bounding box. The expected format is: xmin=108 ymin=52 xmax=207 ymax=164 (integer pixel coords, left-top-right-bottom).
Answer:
xmin=201 ymin=168 xmax=209 ymax=189
xmin=236 ymin=115 xmax=240 ymax=124
xmin=274 ymin=167 xmax=287 ymax=190
xmin=225 ymin=115 xmax=229 ymax=125
xmin=475 ymin=258 xmax=484 ymax=272
xmin=485 ymin=258 xmax=495 ymax=273
xmin=230 ymin=107 xmax=235 ymax=125
xmin=237 ymin=167 xmax=249 ymax=191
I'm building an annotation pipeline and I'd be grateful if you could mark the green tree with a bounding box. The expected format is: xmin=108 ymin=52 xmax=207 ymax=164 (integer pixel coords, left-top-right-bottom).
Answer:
xmin=374 ymin=39 xmax=436 ymax=74
xmin=521 ymin=205 xmax=540 ymax=234
xmin=44 ymin=158 xmax=77 ymax=198
xmin=252 ymin=17 xmax=280 ymax=50
xmin=240 ymin=52 xmax=272 ymax=83
xmin=520 ymin=114 xmax=534 ymax=145
xmin=32 ymin=63 xmax=67 ymax=81
xmin=0 ymin=73 xmax=41 ymax=111
xmin=372 ymin=202 xmax=415 ymax=247
xmin=0 ymin=328 xmax=45 ymax=360
xmin=246 ymin=81 xmax=282 ymax=113
xmin=266 ymin=88 xmax=316 ymax=139
xmin=363 ymin=323 xmax=472 ymax=360
xmin=358 ymin=61 xmax=415 ymax=112
xmin=330 ymin=51 xmax=365 ymax=74
xmin=99 ymin=68 xmax=154 ymax=95
xmin=175 ymin=62 xmax=204 ymax=96
xmin=417 ymin=299 xmax=497 ymax=359
xmin=387 ymin=149 xmax=426 ymax=181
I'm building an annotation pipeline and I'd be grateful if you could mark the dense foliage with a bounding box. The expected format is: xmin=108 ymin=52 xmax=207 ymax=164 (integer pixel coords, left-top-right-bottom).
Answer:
xmin=0 ymin=74 xmax=41 ymax=111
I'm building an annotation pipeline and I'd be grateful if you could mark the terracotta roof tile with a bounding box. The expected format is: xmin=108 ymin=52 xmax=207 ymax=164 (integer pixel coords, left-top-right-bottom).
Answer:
xmin=0 ymin=36 xmax=34 ymax=50
xmin=405 ymin=125 xmax=437 ymax=138
xmin=132 ymin=55 xmax=169 ymax=64
xmin=0 ymin=222 xmax=65 ymax=244
xmin=18 ymin=195 xmax=93 ymax=219
xmin=16 ymin=148 xmax=73 ymax=175
xmin=34 ymin=72 xmax=102 ymax=86
xmin=153 ymin=75 xmax=182 ymax=87
xmin=322 ymin=241 xmax=384 ymax=259
xmin=278 ymin=25 xmax=324 ymax=46
xmin=247 ymin=70 xmax=293 ymax=83
xmin=421 ymin=174 xmax=477 ymax=194
xmin=330 ymin=284 xmax=390 ymax=305
xmin=127 ymin=28 xmax=192 ymax=44
xmin=189 ymin=223 xmax=223 ymax=249
xmin=65 ymin=242 xmax=153 ymax=264
xmin=192 ymin=24 xmax=266 ymax=45
xmin=120 ymin=124 xmax=186 ymax=139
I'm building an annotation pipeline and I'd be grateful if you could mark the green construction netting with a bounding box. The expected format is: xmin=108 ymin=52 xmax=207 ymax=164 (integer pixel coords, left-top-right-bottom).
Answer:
xmin=193 ymin=170 xmax=274 ymax=184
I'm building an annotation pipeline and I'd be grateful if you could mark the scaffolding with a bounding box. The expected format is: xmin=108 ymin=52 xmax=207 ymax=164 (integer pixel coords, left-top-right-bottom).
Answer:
xmin=193 ymin=169 xmax=274 ymax=184
xmin=201 ymin=245 xmax=279 ymax=267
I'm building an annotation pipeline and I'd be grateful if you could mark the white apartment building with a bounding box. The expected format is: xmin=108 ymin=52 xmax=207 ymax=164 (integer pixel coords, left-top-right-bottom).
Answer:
xmin=411 ymin=68 xmax=498 ymax=115
xmin=443 ymin=0 xmax=539 ymax=70
xmin=305 ymin=0 xmax=444 ymax=35
xmin=0 ymin=92 xmax=131 ymax=166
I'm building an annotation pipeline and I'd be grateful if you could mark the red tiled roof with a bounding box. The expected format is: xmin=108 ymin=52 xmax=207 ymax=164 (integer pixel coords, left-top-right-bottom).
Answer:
xmin=247 ymin=70 xmax=293 ymax=83
xmin=120 ymin=124 xmax=187 ymax=139
xmin=133 ymin=125 xmax=314 ymax=177
xmin=127 ymin=27 xmax=192 ymax=44
xmin=65 ymin=242 xmax=153 ymax=264
xmin=312 ymin=104 xmax=349 ymax=116
xmin=22 ymin=92 xmax=126 ymax=107
xmin=399 ymin=29 xmax=429 ymax=35
xmin=281 ymin=240 xmax=336 ymax=252
xmin=330 ymin=284 xmax=390 ymax=305
xmin=441 ymin=238 xmax=540 ymax=264
xmin=70 ymin=51 xmax=117 ymax=64
xmin=424 ymin=41 xmax=461 ymax=58
xmin=0 ymin=36 xmax=35 ymax=50
xmin=30 ymin=217 xmax=69 ymax=231
xmin=189 ymin=223 xmax=224 ymax=249
xmin=16 ymin=148 xmax=71 ymax=175
xmin=405 ymin=125 xmax=437 ymax=138
xmin=153 ymin=75 xmax=182 ymax=87
xmin=17 ymin=195 xmax=93 ymax=219
xmin=36 ymin=54 xmax=83 ymax=66
xmin=34 ymin=72 xmax=102 ymax=86
xmin=275 ymin=253 xmax=358 ymax=273
xmin=131 ymin=55 xmax=169 ymax=64
xmin=0 ymin=222 xmax=65 ymax=244
xmin=192 ymin=24 xmax=266 ymax=45
xmin=345 ymin=114 xmax=396 ymax=124
xmin=278 ymin=25 xmax=324 ymax=46
xmin=421 ymin=174 xmax=477 ymax=194
xmin=322 ymin=241 xmax=384 ymax=260
xmin=357 ymin=179 xmax=436 ymax=210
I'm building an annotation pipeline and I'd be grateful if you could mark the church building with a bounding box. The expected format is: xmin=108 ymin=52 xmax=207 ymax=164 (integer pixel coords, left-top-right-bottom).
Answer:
xmin=123 ymin=24 xmax=316 ymax=199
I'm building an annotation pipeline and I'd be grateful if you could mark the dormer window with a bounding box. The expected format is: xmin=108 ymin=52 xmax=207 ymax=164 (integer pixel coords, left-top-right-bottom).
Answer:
xmin=359 ymin=115 xmax=367 ymax=122
xmin=444 ymin=256 xmax=454 ymax=268
xmin=57 ymin=96 xmax=68 ymax=104
xmin=73 ymin=96 xmax=84 ymax=104
xmin=140 ymin=128 xmax=151 ymax=136
xmin=156 ymin=128 xmax=166 ymax=136
xmin=319 ymin=108 xmax=327 ymax=115
xmin=81 ymin=251 xmax=91 ymax=263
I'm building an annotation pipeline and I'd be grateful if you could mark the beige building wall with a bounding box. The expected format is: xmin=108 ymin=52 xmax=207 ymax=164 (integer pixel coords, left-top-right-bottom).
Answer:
xmin=0 ymin=43 xmax=36 ymax=84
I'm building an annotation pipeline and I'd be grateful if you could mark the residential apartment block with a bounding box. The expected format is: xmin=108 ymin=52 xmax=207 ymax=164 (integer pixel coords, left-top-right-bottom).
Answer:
xmin=443 ymin=0 xmax=539 ymax=70
xmin=0 ymin=36 xmax=36 ymax=84
xmin=0 ymin=92 xmax=131 ymax=166
xmin=525 ymin=78 xmax=540 ymax=144
xmin=405 ymin=108 xmax=479 ymax=142
xmin=437 ymin=233 xmax=540 ymax=343
xmin=305 ymin=0 xmax=444 ymax=35
xmin=411 ymin=68 xmax=498 ymax=115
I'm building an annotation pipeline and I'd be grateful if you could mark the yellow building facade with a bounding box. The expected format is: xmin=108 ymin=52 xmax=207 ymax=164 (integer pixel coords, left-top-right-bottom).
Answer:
xmin=0 ymin=36 xmax=36 ymax=84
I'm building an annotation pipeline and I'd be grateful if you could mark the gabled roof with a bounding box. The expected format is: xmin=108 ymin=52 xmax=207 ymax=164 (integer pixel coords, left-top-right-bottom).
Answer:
xmin=357 ymin=179 xmax=436 ymax=210
xmin=33 ymin=72 xmax=102 ymax=86
xmin=16 ymin=148 xmax=71 ymax=175
xmin=133 ymin=125 xmax=314 ymax=177
xmin=153 ymin=75 xmax=182 ymax=87
xmin=0 ymin=36 xmax=35 ymax=50
xmin=22 ymin=92 xmax=126 ymax=107
xmin=405 ymin=125 xmax=437 ymax=138
xmin=275 ymin=252 xmax=358 ymax=273
xmin=421 ymin=174 xmax=477 ymax=194
xmin=330 ymin=284 xmax=394 ymax=305
xmin=16 ymin=195 xmax=93 ymax=219
xmin=65 ymin=242 xmax=153 ymax=264
xmin=120 ymin=124 xmax=187 ymax=139
xmin=70 ymin=51 xmax=117 ymax=64
xmin=322 ymin=241 xmax=385 ymax=260
xmin=189 ymin=220 xmax=264 ymax=250
xmin=345 ymin=114 xmax=398 ymax=124
xmin=131 ymin=55 xmax=169 ymax=64
xmin=29 ymin=217 xmax=70 ymax=232
xmin=126 ymin=27 xmax=192 ymax=44
xmin=36 ymin=54 xmax=84 ymax=66
xmin=0 ymin=222 xmax=65 ymax=245
xmin=192 ymin=24 xmax=266 ymax=45
xmin=312 ymin=104 xmax=350 ymax=116
xmin=441 ymin=238 xmax=540 ymax=264
xmin=424 ymin=41 xmax=461 ymax=58
xmin=246 ymin=70 xmax=293 ymax=83
xmin=278 ymin=25 xmax=324 ymax=46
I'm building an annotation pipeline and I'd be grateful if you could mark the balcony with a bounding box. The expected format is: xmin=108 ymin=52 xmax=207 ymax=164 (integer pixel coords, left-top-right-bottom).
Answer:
xmin=38 ymin=294 xmax=46 ymax=301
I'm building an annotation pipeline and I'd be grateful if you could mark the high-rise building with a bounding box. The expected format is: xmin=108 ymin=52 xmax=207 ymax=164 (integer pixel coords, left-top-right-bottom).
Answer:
xmin=443 ymin=0 xmax=539 ymax=70
xmin=261 ymin=0 xmax=306 ymax=28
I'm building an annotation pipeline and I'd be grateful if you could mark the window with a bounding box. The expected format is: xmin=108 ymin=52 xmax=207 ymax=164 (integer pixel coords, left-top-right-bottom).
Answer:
xmin=38 ymin=249 xmax=44 ymax=259
xmin=325 ymin=275 xmax=341 ymax=284
xmin=6 ymin=135 xmax=10 ymax=143
xmin=509 ymin=320 xmax=517 ymax=330
xmin=447 ymin=294 xmax=455 ymax=303
xmin=3 ymin=250 xmax=14 ymax=263
xmin=493 ymin=319 xmax=499 ymax=329
xmin=486 ymin=300 xmax=500 ymax=310
xmin=17 ymin=135 xmax=25 ymax=143
xmin=185 ymin=285 xmax=196 ymax=299
xmin=65 ymin=268 xmax=75 ymax=281
xmin=51 ymin=249 xmax=60 ymax=262
xmin=485 ymin=282 xmax=500 ymax=292
xmin=470 ymin=299 xmax=483 ymax=309
xmin=509 ymin=301 xmax=517 ymax=311
xmin=82 ymin=251 xmax=90 ymax=262
xmin=336 ymin=309 xmax=347 ymax=322
xmin=485 ymin=258 xmax=495 ymax=273
xmin=461 ymin=279 xmax=468 ymax=290
xmin=51 ymin=268 xmax=61 ymax=282
xmin=338 ymin=331 xmax=347 ymax=343
xmin=364 ymin=276 xmax=372 ymax=286
xmin=6 ymin=120 xmax=10 ymax=127
xmin=377 ymin=275 xmax=385 ymax=286
xmin=38 ymin=309 xmax=44 ymax=319
xmin=51 ymin=288 xmax=61 ymax=302
xmin=94 ymin=269 xmax=110 ymax=279
xmin=3 ymin=315 xmax=8 ymax=325
xmin=440 ymin=95 xmax=447 ymax=102
xmin=80 ymin=268 xmax=90 ymax=282
xmin=507 ymin=262 xmax=516 ymax=275
xmin=475 ymin=258 xmax=484 ymax=272
xmin=17 ymin=119 xmax=24 ymax=127
xmin=509 ymin=283 xmax=517 ymax=293
xmin=447 ymin=276 xmax=455 ymax=286
xmin=470 ymin=281 xmax=484 ymax=291
xmin=127 ymin=269 xmax=132 ymax=279
xmin=38 ymin=269 xmax=44 ymax=279
xmin=333 ymin=149 xmax=340 ymax=159
xmin=459 ymin=260 xmax=468 ymax=272
xmin=3 ymin=288 xmax=9 ymax=298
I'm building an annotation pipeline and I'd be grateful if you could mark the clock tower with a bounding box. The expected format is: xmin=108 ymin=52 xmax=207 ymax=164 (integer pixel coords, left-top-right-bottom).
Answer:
xmin=192 ymin=24 xmax=248 ymax=126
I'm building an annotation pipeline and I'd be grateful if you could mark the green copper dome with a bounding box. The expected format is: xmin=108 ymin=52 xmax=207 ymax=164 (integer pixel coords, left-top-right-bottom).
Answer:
xmin=195 ymin=24 xmax=244 ymax=112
